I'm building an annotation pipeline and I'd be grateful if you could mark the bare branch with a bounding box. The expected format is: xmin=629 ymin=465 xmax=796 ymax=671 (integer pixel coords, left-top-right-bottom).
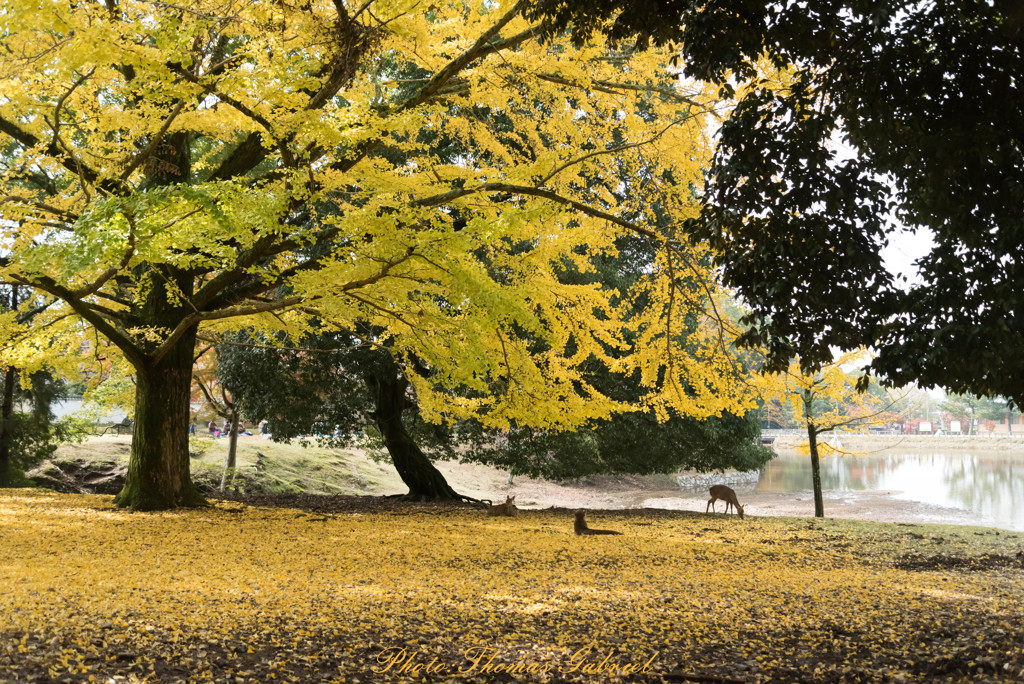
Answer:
xmin=540 ymin=116 xmax=696 ymax=185
xmin=535 ymin=73 xmax=713 ymax=114
xmin=412 ymin=181 xmax=660 ymax=239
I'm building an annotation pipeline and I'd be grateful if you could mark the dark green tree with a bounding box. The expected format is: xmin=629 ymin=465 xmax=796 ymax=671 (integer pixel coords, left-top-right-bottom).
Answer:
xmin=529 ymin=0 xmax=1024 ymax=405
xmin=217 ymin=325 xmax=771 ymax=493
xmin=215 ymin=328 xmax=470 ymax=501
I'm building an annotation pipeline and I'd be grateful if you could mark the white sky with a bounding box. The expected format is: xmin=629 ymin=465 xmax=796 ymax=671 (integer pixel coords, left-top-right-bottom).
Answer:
xmin=880 ymin=225 xmax=936 ymax=288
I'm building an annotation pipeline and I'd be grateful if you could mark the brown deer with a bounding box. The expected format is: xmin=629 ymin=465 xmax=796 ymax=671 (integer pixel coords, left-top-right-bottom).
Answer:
xmin=574 ymin=510 xmax=623 ymax=535
xmin=706 ymin=485 xmax=744 ymax=519
xmin=487 ymin=495 xmax=518 ymax=517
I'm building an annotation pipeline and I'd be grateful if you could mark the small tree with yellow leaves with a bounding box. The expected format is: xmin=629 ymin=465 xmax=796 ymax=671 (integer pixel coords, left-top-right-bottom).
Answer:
xmin=760 ymin=350 xmax=893 ymax=517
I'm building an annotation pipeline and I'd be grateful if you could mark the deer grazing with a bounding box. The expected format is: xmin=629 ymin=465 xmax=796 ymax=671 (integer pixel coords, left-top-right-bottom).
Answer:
xmin=706 ymin=485 xmax=744 ymax=519
xmin=487 ymin=494 xmax=518 ymax=517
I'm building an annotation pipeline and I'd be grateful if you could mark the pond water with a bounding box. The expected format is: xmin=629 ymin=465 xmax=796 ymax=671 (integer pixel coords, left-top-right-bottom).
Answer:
xmin=758 ymin=449 xmax=1024 ymax=532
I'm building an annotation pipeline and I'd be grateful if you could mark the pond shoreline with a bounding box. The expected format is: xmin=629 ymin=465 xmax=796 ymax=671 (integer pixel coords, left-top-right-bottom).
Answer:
xmin=771 ymin=433 xmax=1024 ymax=452
xmin=640 ymin=489 xmax=1012 ymax=531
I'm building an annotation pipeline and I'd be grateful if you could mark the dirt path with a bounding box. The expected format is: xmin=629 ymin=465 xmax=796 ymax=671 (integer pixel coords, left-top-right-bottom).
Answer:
xmin=43 ymin=435 xmax=993 ymax=529
xmin=423 ymin=460 xmax=985 ymax=528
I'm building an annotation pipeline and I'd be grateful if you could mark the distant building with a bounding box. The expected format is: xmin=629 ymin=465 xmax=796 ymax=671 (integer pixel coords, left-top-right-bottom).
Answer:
xmin=991 ymin=412 xmax=1024 ymax=435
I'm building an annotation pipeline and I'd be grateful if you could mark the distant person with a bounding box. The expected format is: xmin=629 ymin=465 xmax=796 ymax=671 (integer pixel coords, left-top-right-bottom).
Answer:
xmin=207 ymin=420 xmax=217 ymax=435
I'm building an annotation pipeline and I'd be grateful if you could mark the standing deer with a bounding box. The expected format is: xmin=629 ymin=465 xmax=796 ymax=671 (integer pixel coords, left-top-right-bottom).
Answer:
xmin=707 ymin=485 xmax=745 ymax=519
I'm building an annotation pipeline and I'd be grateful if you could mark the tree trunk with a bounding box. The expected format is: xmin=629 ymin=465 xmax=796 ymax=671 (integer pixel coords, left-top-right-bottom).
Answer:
xmin=0 ymin=284 xmax=17 ymax=486
xmin=114 ymin=327 xmax=204 ymax=510
xmin=220 ymin=411 xmax=239 ymax=491
xmin=0 ymin=366 xmax=16 ymax=487
xmin=808 ymin=427 xmax=825 ymax=518
xmin=369 ymin=372 xmax=463 ymax=501
xmin=803 ymin=389 xmax=825 ymax=517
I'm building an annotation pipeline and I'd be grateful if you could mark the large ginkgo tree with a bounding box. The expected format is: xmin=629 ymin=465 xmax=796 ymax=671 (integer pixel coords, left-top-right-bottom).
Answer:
xmin=0 ymin=0 xmax=755 ymax=509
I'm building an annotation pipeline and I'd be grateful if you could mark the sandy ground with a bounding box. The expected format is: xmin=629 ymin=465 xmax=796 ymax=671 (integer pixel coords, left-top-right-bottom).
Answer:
xmin=417 ymin=460 xmax=986 ymax=528
xmin=52 ymin=434 xmax=996 ymax=529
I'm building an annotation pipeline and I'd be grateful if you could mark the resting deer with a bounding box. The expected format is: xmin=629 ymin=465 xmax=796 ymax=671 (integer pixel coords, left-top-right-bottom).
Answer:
xmin=574 ymin=510 xmax=622 ymax=535
xmin=487 ymin=495 xmax=518 ymax=517
xmin=707 ymin=485 xmax=745 ymax=519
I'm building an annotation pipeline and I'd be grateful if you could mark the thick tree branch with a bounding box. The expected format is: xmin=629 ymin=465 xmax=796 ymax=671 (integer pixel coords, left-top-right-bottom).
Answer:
xmin=120 ymin=101 xmax=186 ymax=180
xmin=71 ymin=232 xmax=136 ymax=299
xmin=398 ymin=1 xmax=526 ymax=112
xmin=150 ymin=295 xmax=306 ymax=365
xmin=202 ymin=250 xmax=340 ymax=311
xmin=0 ymin=195 xmax=79 ymax=223
xmin=0 ymin=115 xmax=104 ymax=189
xmin=8 ymin=273 xmax=145 ymax=367
xmin=161 ymin=247 xmax=418 ymax=364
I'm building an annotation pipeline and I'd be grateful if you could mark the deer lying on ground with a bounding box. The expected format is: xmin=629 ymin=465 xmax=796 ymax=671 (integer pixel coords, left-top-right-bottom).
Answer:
xmin=574 ymin=510 xmax=623 ymax=535
xmin=706 ymin=485 xmax=744 ymax=519
xmin=487 ymin=494 xmax=518 ymax=517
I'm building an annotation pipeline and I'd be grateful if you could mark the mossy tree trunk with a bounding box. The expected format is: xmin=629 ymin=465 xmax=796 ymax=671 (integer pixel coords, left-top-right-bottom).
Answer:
xmin=112 ymin=252 xmax=205 ymax=510
xmin=368 ymin=372 xmax=463 ymax=501
xmin=0 ymin=284 xmax=20 ymax=487
xmin=114 ymin=323 xmax=204 ymax=510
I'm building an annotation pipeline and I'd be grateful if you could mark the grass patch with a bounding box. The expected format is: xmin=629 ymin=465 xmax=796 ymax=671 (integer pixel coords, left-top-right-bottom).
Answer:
xmin=48 ymin=435 xmax=401 ymax=497
xmin=1 ymin=491 xmax=1022 ymax=683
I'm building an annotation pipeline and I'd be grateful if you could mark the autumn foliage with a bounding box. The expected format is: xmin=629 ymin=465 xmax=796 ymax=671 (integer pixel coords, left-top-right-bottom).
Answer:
xmin=0 ymin=0 xmax=756 ymax=508
xmin=2 ymin=490 xmax=1022 ymax=682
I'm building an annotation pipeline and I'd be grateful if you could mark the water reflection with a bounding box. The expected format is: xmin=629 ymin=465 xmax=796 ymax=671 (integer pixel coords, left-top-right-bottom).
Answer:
xmin=758 ymin=449 xmax=1024 ymax=532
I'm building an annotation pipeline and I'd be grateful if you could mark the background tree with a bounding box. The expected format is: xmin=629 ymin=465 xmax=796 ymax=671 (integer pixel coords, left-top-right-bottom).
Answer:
xmin=0 ymin=285 xmax=84 ymax=485
xmin=217 ymin=322 xmax=772 ymax=498
xmin=0 ymin=0 xmax=756 ymax=509
xmin=192 ymin=348 xmax=245 ymax=492
xmin=529 ymin=0 xmax=1024 ymax=404
xmin=217 ymin=199 xmax=772 ymax=499
xmin=966 ymin=396 xmax=1022 ymax=435
xmin=760 ymin=350 xmax=894 ymax=517
xmin=215 ymin=327 xmax=475 ymax=500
